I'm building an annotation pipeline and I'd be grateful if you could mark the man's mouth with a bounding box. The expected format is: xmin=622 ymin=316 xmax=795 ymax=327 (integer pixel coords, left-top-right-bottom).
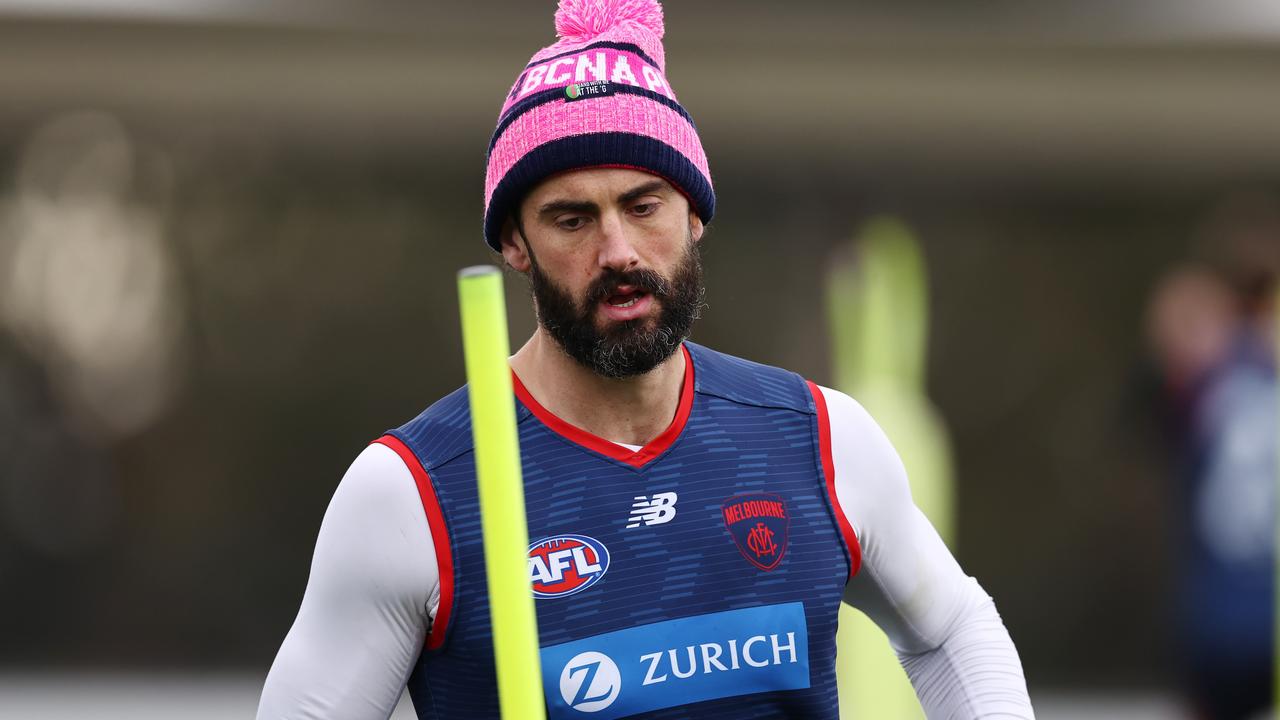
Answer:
xmin=598 ymin=285 xmax=654 ymax=321
xmin=606 ymin=288 xmax=645 ymax=307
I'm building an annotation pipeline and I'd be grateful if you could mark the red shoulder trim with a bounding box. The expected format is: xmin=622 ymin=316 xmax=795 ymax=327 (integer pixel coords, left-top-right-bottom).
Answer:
xmin=807 ymin=381 xmax=863 ymax=581
xmin=511 ymin=344 xmax=694 ymax=468
xmin=373 ymin=435 xmax=455 ymax=651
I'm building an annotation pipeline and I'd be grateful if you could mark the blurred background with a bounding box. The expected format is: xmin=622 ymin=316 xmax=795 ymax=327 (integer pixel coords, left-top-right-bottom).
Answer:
xmin=0 ymin=1 xmax=1276 ymax=718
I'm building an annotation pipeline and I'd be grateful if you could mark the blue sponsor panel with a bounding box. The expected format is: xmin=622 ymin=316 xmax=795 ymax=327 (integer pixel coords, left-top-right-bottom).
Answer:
xmin=540 ymin=602 xmax=810 ymax=720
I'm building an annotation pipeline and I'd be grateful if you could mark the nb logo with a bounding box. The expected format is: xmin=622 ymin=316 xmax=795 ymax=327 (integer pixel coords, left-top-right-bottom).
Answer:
xmin=559 ymin=651 xmax=621 ymax=713
xmin=626 ymin=492 xmax=678 ymax=529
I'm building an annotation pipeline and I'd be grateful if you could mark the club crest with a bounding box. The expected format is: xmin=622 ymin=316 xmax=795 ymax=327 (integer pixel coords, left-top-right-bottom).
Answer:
xmin=721 ymin=493 xmax=790 ymax=571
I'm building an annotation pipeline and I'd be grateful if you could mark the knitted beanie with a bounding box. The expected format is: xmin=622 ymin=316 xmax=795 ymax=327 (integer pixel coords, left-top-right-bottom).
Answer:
xmin=482 ymin=0 xmax=714 ymax=251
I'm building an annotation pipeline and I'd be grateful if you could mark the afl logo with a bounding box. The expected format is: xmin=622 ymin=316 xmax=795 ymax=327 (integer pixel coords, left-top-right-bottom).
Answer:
xmin=528 ymin=534 xmax=611 ymax=599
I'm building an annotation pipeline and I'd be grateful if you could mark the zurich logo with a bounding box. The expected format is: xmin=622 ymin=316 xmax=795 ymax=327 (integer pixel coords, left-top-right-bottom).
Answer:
xmin=529 ymin=534 xmax=611 ymax=599
xmin=559 ymin=651 xmax=621 ymax=712
xmin=538 ymin=603 xmax=810 ymax=719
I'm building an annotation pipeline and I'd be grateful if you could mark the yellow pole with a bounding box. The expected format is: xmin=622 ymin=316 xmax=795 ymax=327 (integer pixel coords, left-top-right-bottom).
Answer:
xmin=458 ymin=265 xmax=546 ymax=720
xmin=829 ymin=218 xmax=955 ymax=720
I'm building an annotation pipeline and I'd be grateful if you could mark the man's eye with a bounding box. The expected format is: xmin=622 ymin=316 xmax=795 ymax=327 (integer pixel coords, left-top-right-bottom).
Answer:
xmin=558 ymin=217 xmax=588 ymax=230
xmin=632 ymin=203 xmax=657 ymax=216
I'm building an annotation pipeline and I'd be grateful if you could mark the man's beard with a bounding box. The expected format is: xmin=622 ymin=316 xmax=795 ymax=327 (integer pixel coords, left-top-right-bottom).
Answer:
xmin=526 ymin=230 xmax=705 ymax=379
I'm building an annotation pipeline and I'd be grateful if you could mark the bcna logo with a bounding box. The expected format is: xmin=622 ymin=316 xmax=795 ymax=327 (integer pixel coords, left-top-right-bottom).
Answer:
xmin=529 ymin=534 xmax=611 ymax=599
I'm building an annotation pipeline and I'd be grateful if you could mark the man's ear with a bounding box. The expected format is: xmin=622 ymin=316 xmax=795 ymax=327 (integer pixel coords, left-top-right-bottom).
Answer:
xmin=499 ymin=216 xmax=532 ymax=272
xmin=689 ymin=211 xmax=705 ymax=244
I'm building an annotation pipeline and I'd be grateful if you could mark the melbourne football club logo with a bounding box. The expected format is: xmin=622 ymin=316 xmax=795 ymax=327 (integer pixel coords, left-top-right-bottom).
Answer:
xmin=559 ymin=650 xmax=621 ymax=712
xmin=529 ymin=534 xmax=611 ymax=599
xmin=721 ymin=493 xmax=790 ymax=571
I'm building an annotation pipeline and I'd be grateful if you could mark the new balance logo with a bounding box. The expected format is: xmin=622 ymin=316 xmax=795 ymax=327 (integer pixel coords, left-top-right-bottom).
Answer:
xmin=626 ymin=492 xmax=678 ymax=528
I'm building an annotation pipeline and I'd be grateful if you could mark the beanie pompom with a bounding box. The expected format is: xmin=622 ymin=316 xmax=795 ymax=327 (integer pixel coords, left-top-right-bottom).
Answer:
xmin=555 ymin=0 xmax=664 ymax=42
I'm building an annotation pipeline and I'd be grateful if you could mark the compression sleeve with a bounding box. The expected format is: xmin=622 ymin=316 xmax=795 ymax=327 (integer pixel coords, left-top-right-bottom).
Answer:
xmin=819 ymin=385 xmax=1036 ymax=719
xmin=256 ymin=442 xmax=441 ymax=720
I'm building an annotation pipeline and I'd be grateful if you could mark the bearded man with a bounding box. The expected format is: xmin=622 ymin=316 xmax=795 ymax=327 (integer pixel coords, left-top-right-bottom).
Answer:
xmin=257 ymin=1 xmax=1036 ymax=718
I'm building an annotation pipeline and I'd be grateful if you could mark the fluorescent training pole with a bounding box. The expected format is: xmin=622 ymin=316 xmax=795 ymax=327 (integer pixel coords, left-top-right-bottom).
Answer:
xmin=458 ymin=265 xmax=545 ymax=720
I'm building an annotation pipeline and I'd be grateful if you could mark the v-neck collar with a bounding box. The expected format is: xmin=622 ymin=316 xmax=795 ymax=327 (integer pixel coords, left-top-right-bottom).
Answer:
xmin=511 ymin=344 xmax=695 ymax=468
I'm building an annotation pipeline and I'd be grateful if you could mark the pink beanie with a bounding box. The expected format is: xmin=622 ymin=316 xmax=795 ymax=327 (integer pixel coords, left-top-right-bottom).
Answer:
xmin=482 ymin=0 xmax=714 ymax=251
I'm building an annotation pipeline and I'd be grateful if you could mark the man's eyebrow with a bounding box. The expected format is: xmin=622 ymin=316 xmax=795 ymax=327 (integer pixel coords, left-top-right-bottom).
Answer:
xmin=536 ymin=180 xmax=672 ymax=218
xmin=536 ymin=199 xmax=598 ymax=217
xmin=618 ymin=179 xmax=670 ymax=204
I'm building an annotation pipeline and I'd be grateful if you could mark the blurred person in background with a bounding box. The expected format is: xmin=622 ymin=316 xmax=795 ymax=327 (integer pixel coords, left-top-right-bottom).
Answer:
xmin=1145 ymin=192 xmax=1279 ymax=720
xmin=256 ymin=1 xmax=1035 ymax=718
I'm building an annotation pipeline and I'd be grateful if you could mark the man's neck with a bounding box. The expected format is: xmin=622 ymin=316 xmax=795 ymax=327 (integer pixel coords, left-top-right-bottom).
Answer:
xmin=509 ymin=329 xmax=686 ymax=447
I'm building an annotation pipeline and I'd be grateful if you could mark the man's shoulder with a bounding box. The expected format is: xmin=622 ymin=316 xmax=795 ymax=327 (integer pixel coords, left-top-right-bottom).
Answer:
xmin=686 ymin=341 xmax=814 ymax=414
xmin=383 ymin=384 xmax=477 ymax=472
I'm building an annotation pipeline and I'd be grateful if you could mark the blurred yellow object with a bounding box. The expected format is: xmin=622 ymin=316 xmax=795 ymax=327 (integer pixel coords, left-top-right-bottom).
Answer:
xmin=828 ymin=218 xmax=955 ymax=720
xmin=458 ymin=266 xmax=547 ymax=720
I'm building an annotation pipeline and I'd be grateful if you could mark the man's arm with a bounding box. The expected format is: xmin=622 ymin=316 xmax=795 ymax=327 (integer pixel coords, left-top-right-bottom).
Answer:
xmin=257 ymin=443 xmax=440 ymax=720
xmin=819 ymin=385 xmax=1035 ymax=719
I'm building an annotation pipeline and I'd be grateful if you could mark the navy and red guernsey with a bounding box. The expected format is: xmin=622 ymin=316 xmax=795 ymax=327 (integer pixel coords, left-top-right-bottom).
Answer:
xmin=378 ymin=342 xmax=861 ymax=720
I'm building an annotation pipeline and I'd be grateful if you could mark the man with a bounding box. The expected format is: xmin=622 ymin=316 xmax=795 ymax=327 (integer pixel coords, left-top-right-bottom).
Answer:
xmin=258 ymin=1 xmax=1036 ymax=718
xmin=1146 ymin=197 xmax=1279 ymax=720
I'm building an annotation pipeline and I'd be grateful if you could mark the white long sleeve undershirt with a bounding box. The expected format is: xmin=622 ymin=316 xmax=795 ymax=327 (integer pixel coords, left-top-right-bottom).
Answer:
xmin=257 ymin=385 xmax=1035 ymax=719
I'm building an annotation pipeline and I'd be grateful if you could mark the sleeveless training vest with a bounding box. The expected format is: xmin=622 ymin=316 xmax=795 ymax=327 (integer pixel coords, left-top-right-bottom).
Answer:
xmin=377 ymin=342 xmax=860 ymax=719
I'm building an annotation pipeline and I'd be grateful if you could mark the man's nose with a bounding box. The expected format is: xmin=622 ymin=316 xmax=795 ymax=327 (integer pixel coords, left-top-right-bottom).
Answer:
xmin=596 ymin=211 xmax=640 ymax=272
